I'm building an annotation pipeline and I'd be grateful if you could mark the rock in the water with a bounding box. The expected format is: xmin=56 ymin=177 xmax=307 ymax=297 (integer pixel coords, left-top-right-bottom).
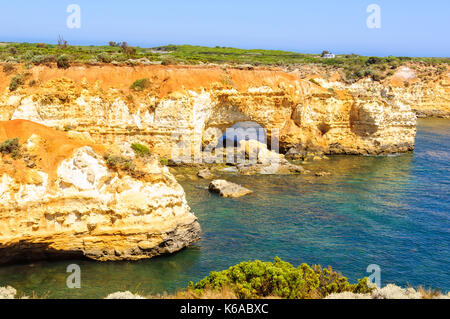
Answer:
xmin=235 ymin=140 xmax=306 ymax=175
xmin=238 ymin=140 xmax=284 ymax=164
xmin=237 ymin=162 xmax=305 ymax=175
xmin=315 ymin=171 xmax=331 ymax=177
xmin=0 ymin=120 xmax=201 ymax=264
xmin=197 ymin=168 xmax=215 ymax=179
xmin=208 ymin=179 xmax=252 ymax=198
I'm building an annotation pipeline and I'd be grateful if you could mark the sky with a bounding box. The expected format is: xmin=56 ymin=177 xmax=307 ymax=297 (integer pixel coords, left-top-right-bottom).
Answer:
xmin=0 ymin=0 xmax=449 ymax=57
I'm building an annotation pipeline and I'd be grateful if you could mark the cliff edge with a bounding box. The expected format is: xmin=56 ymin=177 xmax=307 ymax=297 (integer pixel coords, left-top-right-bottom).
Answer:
xmin=0 ymin=65 xmax=417 ymax=158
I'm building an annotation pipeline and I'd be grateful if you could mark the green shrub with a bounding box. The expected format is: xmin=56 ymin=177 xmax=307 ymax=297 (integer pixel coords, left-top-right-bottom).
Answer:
xmin=2 ymin=62 xmax=15 ymax=74
xmin=0 ymin=138 xmax=22 ymax=159
xmin=120 ymin=42 xmax=137 ymax=57
xmin=131 ymin=143 xmax=151 ymax=157
xmin=32 ymin=55 xmax=56 ymax=65
xmin=130 ymin=78 xmax=150 ymax=91
xmin=103 ymin=154 xmax=135 ymax=171
xmin=366 ymin=56 xmax=382 ymax=65
xmin=9 ymin=75 xmax=24 ymax=91
xmin=161 ymin=57 xmax=179 ymax=66
xmin=189 ymin=257 xmax=373 ymax=299
xmin=57 ymin=55 xmax=70 ymax=69
xmin=160 ymin=158 xmax=169 ymax=166
xmin=97 ymin=52 xmax=113 ymax=63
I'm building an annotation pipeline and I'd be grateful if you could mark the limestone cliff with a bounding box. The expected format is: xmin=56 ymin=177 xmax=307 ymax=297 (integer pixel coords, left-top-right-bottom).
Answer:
xmin=0 ymin=120 xmax=201 ymax=264
xmin=297 ymin=65 xmax=450 ymax=119
xmin=0 ymin=64 xmax=418 ymax=157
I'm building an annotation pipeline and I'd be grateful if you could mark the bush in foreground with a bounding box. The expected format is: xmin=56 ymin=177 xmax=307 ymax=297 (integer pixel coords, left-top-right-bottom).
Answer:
xmin=0 ymin=138 xmax=22 ymax=159
xmin=188 ymin=257 xmax=373 ymax=299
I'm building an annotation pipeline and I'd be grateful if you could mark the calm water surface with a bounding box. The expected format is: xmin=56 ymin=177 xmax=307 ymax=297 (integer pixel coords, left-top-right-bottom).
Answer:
xmin=0 ymin=119 xmax=448 ymax=298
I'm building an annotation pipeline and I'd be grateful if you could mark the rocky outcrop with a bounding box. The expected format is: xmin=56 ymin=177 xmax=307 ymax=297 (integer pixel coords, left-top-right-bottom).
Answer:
xmin=208 ymin=180 xmax=252 ymax=198
xmin=0 ymin=286 xmax=18 ymax=299
xmin=0 ymin=120 xmax=201 ymax=264
xmin=0 ymin=64 xmax=417 ymax=159
xmin=326 ymin=284 xmax=450 ymax=299
xmin=308 ymin=65 xmax=450 ymax=119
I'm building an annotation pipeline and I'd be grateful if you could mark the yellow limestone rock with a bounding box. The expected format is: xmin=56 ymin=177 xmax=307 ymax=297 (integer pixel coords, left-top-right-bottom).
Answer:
xmin=0 ymin=120 xmax=201 ymax=264
xmin=0 ymin=65 xmax=418 ymax=159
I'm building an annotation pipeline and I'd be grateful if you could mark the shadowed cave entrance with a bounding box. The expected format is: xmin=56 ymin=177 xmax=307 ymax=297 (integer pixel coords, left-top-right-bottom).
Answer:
xmin=202 ymin=121 xmax=280 ymax=152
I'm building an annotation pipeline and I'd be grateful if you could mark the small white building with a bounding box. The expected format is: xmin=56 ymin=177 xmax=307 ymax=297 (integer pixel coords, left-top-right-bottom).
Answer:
xmin=322 ymin=53 xmax=335 ymax=59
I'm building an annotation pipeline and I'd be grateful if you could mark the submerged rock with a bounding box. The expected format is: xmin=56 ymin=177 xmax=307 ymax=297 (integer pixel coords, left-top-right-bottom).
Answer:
xmin=197 ymin=168 xmax=215 ymax=179
xmin=208 ymin=179 xmax=252 ymax=198
xmin=0 ymin=120 xmax=201 ymax=264
xmin=315 ymin=171 xmax=331 ymax=177
xmin=237 ymin=162 xmax=305 ymax=175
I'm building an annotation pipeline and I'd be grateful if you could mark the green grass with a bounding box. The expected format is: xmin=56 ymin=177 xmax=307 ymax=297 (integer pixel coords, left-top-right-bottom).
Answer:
xmin=1 ymin=42 xmax=449 ymax=83
xmin=131 ymin=143 xmax=151 ymax=157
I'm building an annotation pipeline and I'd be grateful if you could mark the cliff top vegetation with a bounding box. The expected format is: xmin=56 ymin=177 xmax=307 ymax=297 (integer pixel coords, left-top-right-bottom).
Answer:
xmin=0 ymin=42 xmax=448 ymax=83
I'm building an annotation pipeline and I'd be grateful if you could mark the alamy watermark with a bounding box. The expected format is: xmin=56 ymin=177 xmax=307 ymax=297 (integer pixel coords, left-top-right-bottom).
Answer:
xmin=67 ymin=4 xmax=81 ymax=29
xmin=66 ymin=264 xmax=81 ymax=289
xmin=367 ymin=264 xmax=381 ymax=287
xmin=366 ymin=4 xmax=381 ymax=29
xmin=170 ymin=126 xmax=280 ymax=167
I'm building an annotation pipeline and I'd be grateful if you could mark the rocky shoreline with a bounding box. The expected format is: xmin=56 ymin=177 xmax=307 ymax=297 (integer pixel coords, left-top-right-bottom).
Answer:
xmin=1 ymin=283 xmax=448 ymax=300
xmin=0 ymin=62 xmax=448 ymax=298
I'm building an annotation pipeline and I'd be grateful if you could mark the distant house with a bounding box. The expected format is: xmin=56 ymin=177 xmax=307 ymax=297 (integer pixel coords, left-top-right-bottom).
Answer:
xmin=322 ymin=52 xmax=335 ymax=59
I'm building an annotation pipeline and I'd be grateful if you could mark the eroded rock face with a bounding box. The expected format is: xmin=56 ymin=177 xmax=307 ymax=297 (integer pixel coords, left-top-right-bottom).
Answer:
xmin=311 ymin=66 xmax=450 ymax=119
xmin=0 ymin=65 xmax=417 ymax=158
xmin=0 ymin=120 xmax=201 ymax=264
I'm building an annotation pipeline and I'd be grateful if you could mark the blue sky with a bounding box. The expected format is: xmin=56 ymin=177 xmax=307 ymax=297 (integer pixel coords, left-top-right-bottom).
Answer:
xmin=0 ymin=0 xmax=449 ymax=57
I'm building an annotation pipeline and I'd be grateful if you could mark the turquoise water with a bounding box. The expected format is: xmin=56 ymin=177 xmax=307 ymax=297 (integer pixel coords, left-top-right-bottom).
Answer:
xmin=0 ymin=119 xmax=448 ymax=298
